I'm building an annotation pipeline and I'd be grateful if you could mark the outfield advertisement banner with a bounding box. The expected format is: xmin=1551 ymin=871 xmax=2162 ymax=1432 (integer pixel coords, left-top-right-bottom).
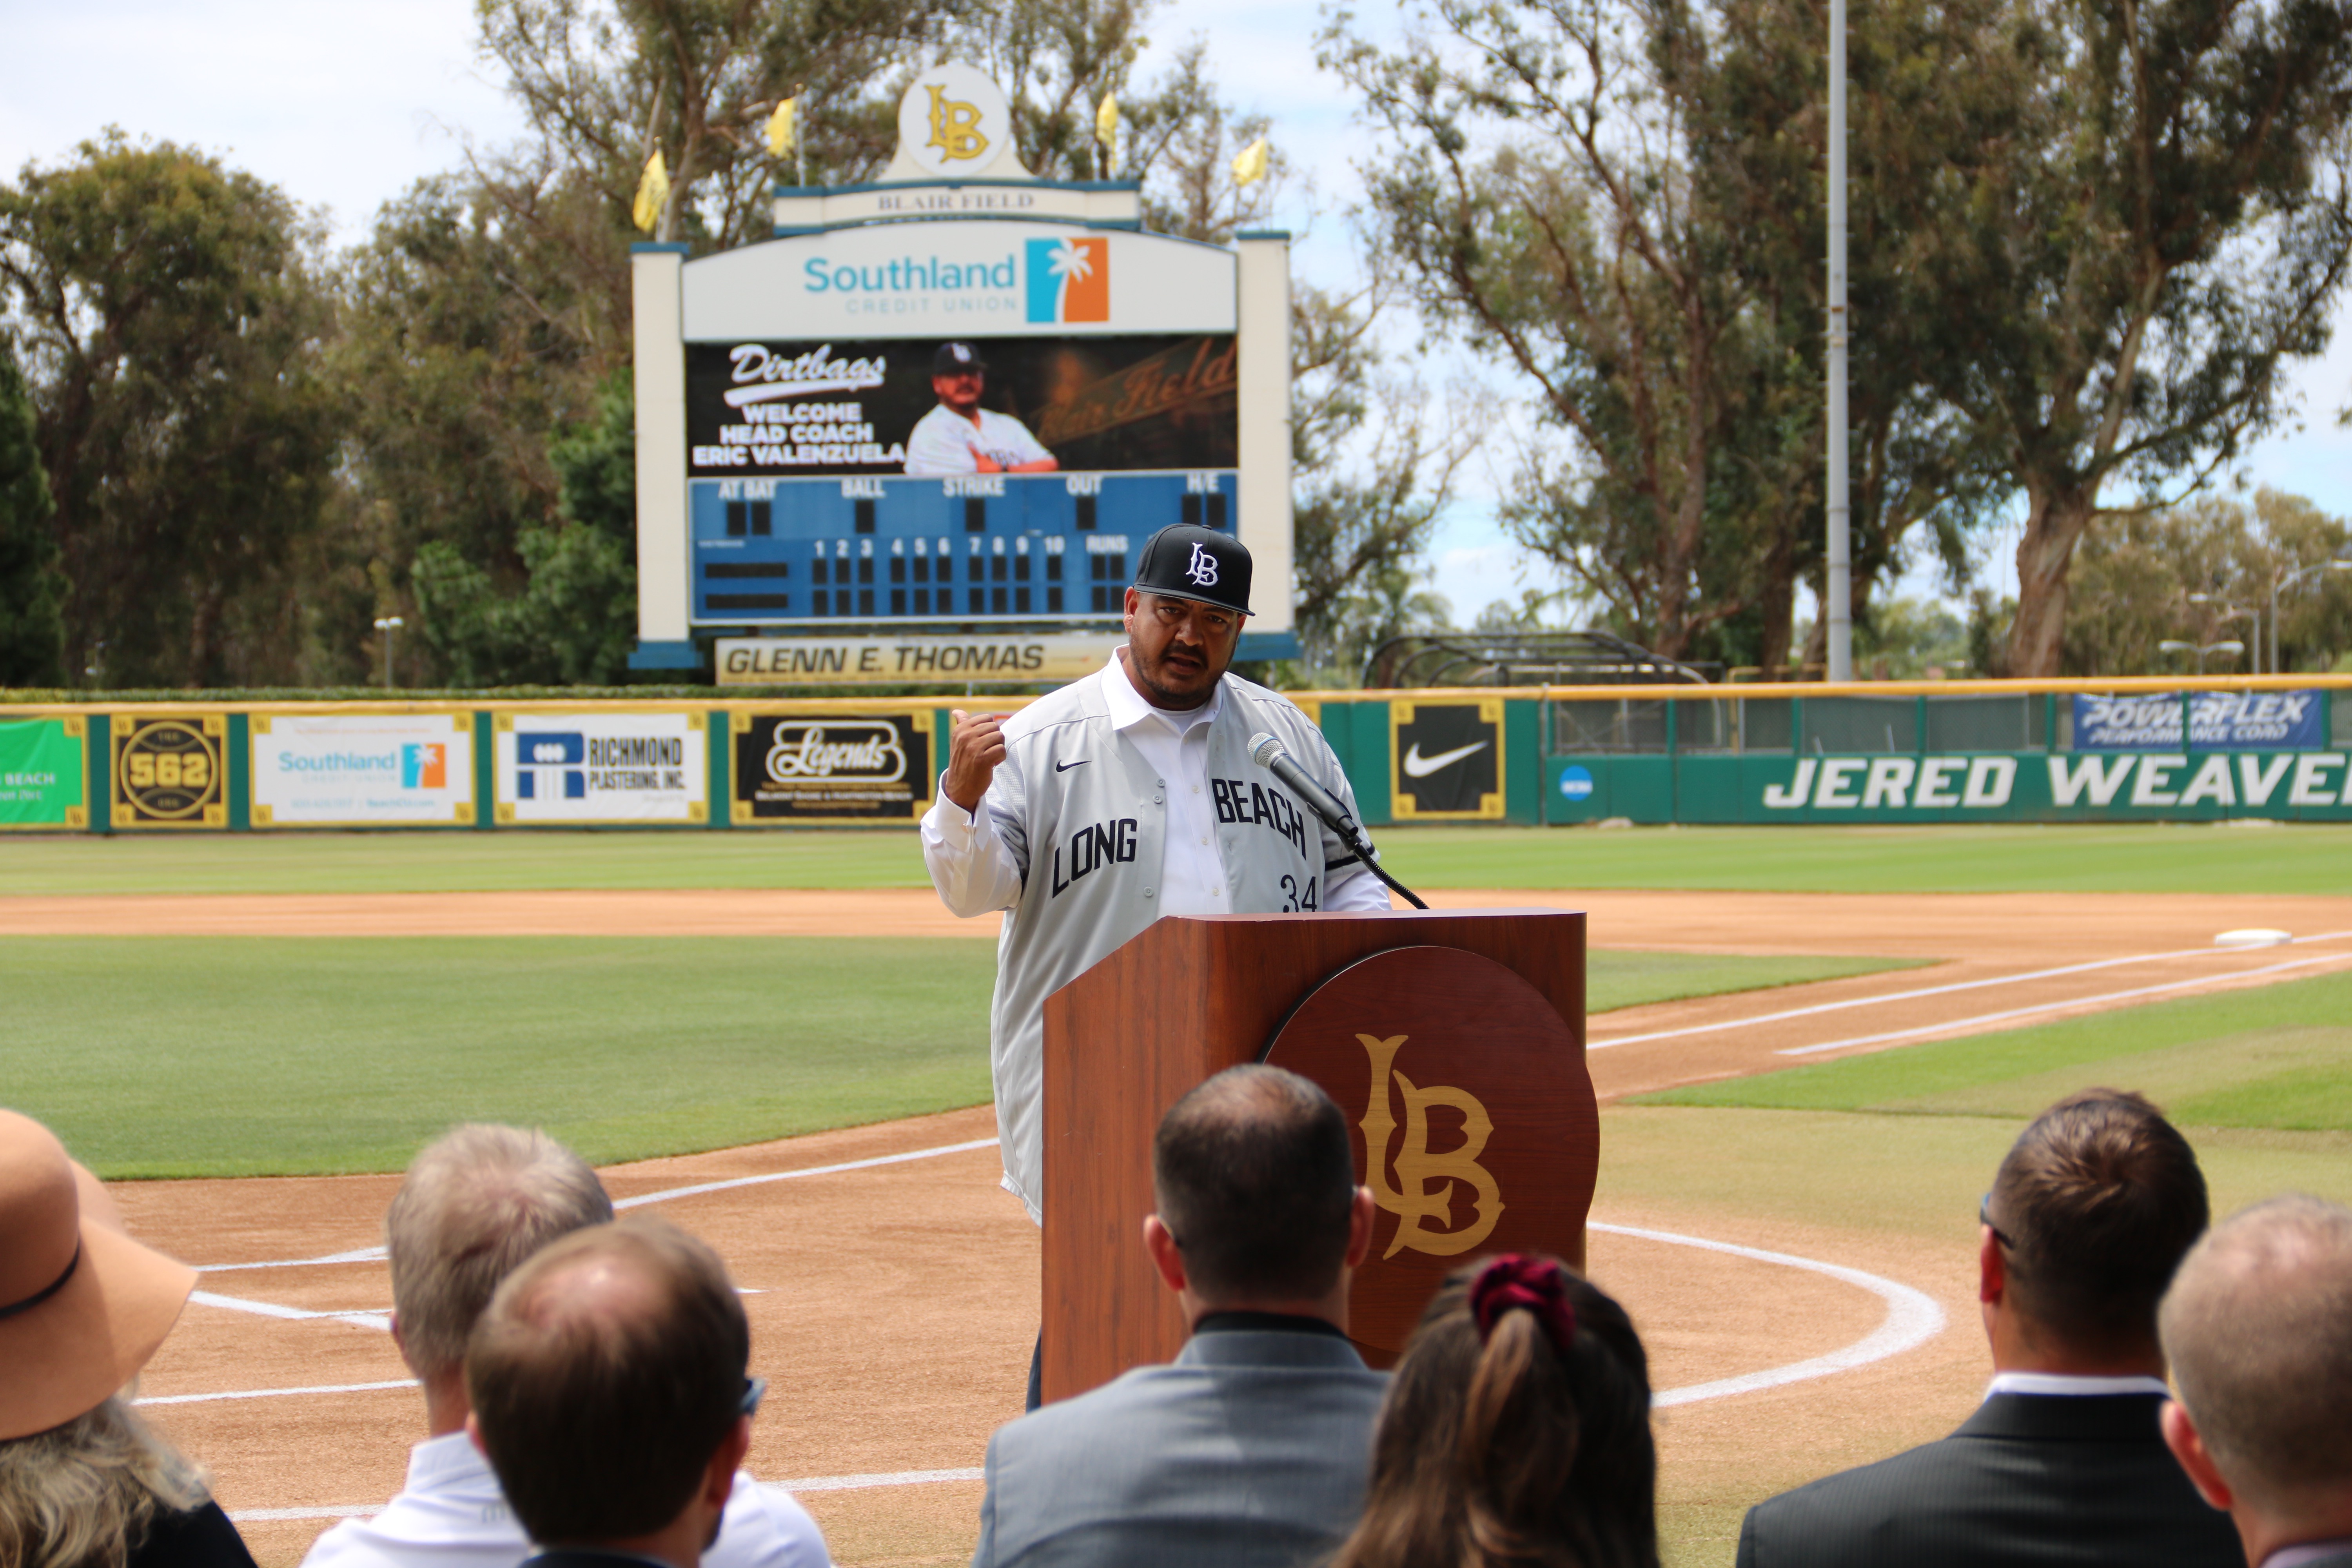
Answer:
xmin=495 ymin=711 xmax=708 ymax=825
xmin=251 ymin=714 xmax=475 ymax=827
xmin=0 ymin=716 xmax=87 ymax=829
xmin=2073 ymin=691 xmax=2327 ymax=751
xmin=110 ymin=714 xmax=228 ymax=829
xmin=1548 ymin=750 xmax=2352 ymax=824
xmin=731 ymin=711 xmax=934 ymax=824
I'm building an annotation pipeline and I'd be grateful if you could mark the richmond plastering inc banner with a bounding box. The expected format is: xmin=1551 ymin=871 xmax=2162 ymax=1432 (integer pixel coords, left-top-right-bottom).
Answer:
xmin=2074 ymin=691 xmax=2327 ymax=750
xmin=687 ymin=334 xmax=1236 ymax=478
xmin=731 ymin=711 xmax=933 ymax=824
xmin=0 ymin=716 xmax=86 ymax=829
xmin=250 ymin=713 xmax=474 ymax=827
xmin=495 ymin=711 xmax=708 ymax=825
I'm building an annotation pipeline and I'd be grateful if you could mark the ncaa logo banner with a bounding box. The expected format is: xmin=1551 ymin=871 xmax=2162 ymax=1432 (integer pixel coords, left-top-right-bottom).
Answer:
xmin=730 ymin=711 xmax=933 ymax=823
xmin=495 ymin=711 xmax=708 ymax=824
xmin=250 ymin=713 xmax=475 ymax=827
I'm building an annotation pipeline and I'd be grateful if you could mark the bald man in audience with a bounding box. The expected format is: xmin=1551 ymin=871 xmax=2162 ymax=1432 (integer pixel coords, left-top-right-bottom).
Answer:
xmin=466 ymin=1217 xmax=759 ymax=1568
xmin=301 ymin=1125 xmax=827 ymax=1568
xmin=2161 ymin=1196 xmax=2352 ymax=1568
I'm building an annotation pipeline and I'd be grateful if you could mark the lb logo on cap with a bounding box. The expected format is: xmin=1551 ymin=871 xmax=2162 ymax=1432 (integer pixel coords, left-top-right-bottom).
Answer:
xmin=1133 ymin=523 xmax=1252 ymax=615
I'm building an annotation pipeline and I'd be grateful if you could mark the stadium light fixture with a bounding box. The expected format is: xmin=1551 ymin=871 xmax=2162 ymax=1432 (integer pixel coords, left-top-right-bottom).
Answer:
xmin=372 ymin=615 xmax=405 ymax=689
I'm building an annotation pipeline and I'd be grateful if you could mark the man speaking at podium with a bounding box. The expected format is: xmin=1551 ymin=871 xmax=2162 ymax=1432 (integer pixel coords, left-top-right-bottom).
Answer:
xmin=920 ymin=524 xmax=1390 ymax=1368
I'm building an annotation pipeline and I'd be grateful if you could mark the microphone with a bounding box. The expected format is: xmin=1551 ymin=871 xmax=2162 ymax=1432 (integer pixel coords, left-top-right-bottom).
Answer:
xmin=1248 ymin=732 xmax=1427 ymax=910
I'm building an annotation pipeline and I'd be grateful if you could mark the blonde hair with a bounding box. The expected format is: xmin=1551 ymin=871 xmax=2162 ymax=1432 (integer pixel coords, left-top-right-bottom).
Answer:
xmin=385 ymin=1125 xmax=612 ymax=1378
xmin=0 ymin=1398 xmax=206 ymax=1568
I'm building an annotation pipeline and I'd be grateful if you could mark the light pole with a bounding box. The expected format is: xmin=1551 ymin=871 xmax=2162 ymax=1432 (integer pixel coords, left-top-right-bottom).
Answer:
xmin=1824 ymin=0 xmax=1852 ymax=683
xmin=2268 ymin=554 xmax=2352 ymax=674
xmin=373 ymin=616 xmax=404 ymax=689
xmin=2188 ymin=593 xmax=2259 ymax=673
xmin=2158 ymin=638 xmax=2243 ymax=677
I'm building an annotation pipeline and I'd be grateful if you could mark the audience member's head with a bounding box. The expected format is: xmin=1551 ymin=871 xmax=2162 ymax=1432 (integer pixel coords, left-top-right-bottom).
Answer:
xmin=1333 ymin=1254 xmax=1656 ymax=1568
xmin=0 ymin=1109 xmax=211 ymax=1567
xmin=2160 ymin=1195 xmax=2352 ymax=1564
xmin=1981 ymin=1089 xmax=2208 ymax=1370
xmin=386 ymin=1123 xmax=612 ymax=1387
xmin=1146 ymin=1065 xmax=1371 ymax=1319
xmin=465 ymin=1216 xmax=752 ymax=1557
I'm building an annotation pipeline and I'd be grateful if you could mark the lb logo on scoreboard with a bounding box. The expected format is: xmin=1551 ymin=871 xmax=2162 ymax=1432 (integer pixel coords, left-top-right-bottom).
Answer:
xmin=732 ymin=711 xmax=932 ymax=824
xmin=113 ymin=715 xmax=227 ymax=828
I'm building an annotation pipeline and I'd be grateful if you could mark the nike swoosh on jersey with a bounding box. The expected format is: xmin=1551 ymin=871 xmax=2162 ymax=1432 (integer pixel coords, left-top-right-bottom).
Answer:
xmin=1402 ymin=740 xmax=1489 ymax=777
xmin=1055 ymin=759 xmax=1089 ymax=771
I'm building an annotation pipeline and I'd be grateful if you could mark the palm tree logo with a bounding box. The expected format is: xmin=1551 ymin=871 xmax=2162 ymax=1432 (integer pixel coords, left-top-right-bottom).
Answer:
xmin=1046 ymin=240 xmax=1094 ymax=311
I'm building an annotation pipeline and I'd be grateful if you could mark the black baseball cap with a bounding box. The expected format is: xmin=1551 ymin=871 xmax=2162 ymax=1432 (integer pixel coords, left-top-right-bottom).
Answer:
xmin=1132 ymin=523 xmax=1252 ymax=616
xmin=933 ymin=342 xmax=987 ymax=375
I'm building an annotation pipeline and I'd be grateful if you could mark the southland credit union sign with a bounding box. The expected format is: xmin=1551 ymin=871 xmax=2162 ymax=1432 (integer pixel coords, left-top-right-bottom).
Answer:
xmin=626 ymin=62 xmax=1297 ymax=677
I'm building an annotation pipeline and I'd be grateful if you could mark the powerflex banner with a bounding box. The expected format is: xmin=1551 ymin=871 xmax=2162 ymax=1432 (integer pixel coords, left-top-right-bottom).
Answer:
xmin=1546 ymin=751 xmax=2352 ymax=824
xmin=0 ymin=716 xmax=86 ymax=829
xmin=250 ymin=713 xmax=475 ymax=827
xmin=494 ymin=711 xmax=708 ymax=825
xmin=2073 ymin=692 xmax=2327 ymax=751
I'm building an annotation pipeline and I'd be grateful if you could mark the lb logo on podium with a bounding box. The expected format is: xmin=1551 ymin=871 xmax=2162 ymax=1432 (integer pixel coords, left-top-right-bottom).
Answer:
xmin=1265 ymin=944 xmax=1594 ymax=1361
xmin=1357 ymin=1033 xmax=1503 ymax=1259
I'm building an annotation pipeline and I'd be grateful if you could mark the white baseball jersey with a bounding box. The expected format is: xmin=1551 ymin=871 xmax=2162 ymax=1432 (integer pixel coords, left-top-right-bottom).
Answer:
xmin=921 ymin=660 xmax=1392 ymax=1222
xmin=299 ymin=1432 xmax=831 ymax=1568
xmin=904 ymin=405 xmax=1053 ymax=476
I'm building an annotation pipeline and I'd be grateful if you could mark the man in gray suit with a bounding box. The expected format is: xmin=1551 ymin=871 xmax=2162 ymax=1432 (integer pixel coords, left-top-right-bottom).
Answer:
xmin=1737 ymin=1089 xmax=2239 ymax=1568
xmin=971 ymin=1064 xmax=1384 ymax=1568
xmin=2161 ymin=1195 xmax=2352 ymax=1568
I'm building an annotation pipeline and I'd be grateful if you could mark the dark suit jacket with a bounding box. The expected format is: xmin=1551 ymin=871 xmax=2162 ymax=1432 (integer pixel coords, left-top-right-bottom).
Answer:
xmin=1737 ymin=1393 xmax=2241 ymax=1568
xmin=971 ymin=1319 xmax=1387 ymax=1568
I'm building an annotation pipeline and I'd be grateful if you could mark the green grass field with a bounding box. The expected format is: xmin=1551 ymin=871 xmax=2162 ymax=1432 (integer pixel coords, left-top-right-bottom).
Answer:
xmin=1635 ymin=967 xmax=2352 ymax=1132
xmin=6 ymin=822 xmax=2352 ymax=895
xmin=1 ymin=938 xmax=1901 ymax=1178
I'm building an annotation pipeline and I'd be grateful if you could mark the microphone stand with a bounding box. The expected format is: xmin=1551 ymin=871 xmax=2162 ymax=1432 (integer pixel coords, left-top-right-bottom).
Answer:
xmin=1249 ymin=733 xmax=1429 ymax=910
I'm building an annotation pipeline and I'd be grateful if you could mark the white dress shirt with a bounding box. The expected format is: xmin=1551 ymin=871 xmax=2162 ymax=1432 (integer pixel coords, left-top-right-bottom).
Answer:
xmin=903 ymin=405 xmax=1052 ymax=477
xmin=1983 ymin=1370 xmax=2172 ymax=1399
xmin=299 ymin=1432 xmax=831 ymax=1568
xmin=920 ymin=659 xmax=1391 ymax=920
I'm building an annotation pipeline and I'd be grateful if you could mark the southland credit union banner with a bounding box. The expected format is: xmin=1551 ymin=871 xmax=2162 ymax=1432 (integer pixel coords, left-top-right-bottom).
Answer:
xmin=1548 ymin=750 xmax=2352 ymax=824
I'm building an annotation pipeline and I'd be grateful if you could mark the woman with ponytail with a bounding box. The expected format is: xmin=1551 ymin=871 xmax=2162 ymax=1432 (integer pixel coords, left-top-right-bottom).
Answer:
xmin=1329 ymin=1255 xmax=1658 ymax=1568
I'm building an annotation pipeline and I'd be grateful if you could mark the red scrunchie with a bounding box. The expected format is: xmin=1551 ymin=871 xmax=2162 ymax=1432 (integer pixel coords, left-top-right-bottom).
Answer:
xmin=1469 ymin=1254 xmax=1577 ymax=1353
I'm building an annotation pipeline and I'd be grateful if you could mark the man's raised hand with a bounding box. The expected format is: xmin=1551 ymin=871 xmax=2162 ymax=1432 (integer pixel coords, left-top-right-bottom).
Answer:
xmin=945 ymin=709 xmax=1011 ymax=812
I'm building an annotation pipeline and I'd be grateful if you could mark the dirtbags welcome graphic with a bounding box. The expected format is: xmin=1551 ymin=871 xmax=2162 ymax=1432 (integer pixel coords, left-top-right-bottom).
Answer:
xmin=1025 ymin=238 xmax=1108 ymax=323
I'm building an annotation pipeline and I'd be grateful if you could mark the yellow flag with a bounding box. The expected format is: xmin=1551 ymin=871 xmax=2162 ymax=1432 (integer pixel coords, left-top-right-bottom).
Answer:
xmin=766 ymin=97 xmax=797 ymax=158
xmin=1095 ymin=93 xmax=1118 ymax=147
xmin=1232 ymin=136 xmax=1269 ymax=187
xmin=632 ymin=151 xmax=670 ymax=234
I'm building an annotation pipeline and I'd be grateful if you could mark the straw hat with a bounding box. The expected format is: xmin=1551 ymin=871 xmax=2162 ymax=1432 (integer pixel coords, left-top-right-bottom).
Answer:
xmin=0 ymin=1110 xmax=196 ymax=1440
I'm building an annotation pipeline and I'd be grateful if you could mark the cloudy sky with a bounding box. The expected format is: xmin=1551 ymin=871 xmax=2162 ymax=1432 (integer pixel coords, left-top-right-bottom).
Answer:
xmin=5 ymin=0 xmax=2348 ymax=629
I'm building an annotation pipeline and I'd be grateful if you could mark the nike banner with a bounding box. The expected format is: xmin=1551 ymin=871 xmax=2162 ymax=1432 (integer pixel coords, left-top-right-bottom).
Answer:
xmin=1392 ymin=699 xmax=1504 ymax=818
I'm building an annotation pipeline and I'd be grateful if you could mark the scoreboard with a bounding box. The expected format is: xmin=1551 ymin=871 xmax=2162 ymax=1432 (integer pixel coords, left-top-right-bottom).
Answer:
xmin=691 ymin=471 xmax=1236 ymax=626
xmin=625 ymin=78 xmax=1294 ymax=673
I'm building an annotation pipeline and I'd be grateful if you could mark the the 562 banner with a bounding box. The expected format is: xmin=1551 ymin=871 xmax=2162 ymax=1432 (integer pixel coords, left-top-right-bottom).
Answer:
xmin=111 ymin=714 xmax=227 ymax=829
xmin=0 ymin=716 xmax=87 ymax=830
xmin=731 ymin=711 xmax=933 ymax=824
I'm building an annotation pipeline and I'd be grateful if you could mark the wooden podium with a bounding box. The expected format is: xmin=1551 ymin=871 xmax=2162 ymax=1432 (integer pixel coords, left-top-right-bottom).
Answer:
xmin=1039 ymin=907 xmax=1593 ymax=1403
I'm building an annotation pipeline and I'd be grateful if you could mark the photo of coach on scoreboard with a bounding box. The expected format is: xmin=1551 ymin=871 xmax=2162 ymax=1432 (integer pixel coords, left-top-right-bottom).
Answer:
xmin=686 ymin=333 xmax=1238 ymax=479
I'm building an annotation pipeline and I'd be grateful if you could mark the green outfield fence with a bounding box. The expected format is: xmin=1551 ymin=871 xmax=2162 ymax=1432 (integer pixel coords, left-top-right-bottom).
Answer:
xmin=2 ymin=676 xmax=2349 ymax=833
